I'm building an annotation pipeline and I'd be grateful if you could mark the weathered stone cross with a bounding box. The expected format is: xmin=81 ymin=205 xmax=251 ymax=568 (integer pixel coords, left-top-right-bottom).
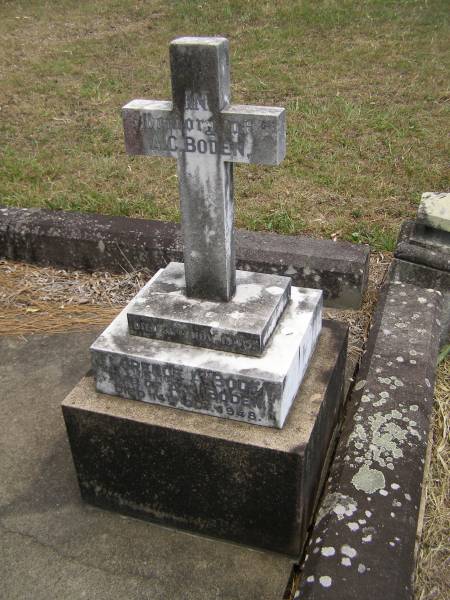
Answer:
xmin=123 ymin=37 xmax=286 ymax=301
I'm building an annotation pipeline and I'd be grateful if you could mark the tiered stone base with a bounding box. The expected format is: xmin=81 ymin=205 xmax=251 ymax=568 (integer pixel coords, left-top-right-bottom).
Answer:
xmin=63 ymin=321 xmax=348 ymax=555
xmin=90 ymin=268 xmax=322 ymax=428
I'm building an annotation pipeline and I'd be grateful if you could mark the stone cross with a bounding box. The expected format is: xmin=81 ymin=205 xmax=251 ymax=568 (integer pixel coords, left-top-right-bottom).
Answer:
xmin=123 ymin=37 xmax=286 ymax=301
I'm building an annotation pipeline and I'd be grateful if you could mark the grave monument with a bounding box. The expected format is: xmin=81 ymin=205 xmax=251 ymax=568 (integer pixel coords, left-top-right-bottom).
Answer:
xmin=63 ymin=37 xmax=348 ymax=555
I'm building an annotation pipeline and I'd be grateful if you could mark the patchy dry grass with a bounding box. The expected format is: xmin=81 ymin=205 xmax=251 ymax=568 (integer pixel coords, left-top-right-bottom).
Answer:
xmin=0 ymin=259 xmax=151 ymax=335
xmin=415 ymin=357 xmax=450 ymax=600
xmin=0 ymin=0 xmax=449 ymax=250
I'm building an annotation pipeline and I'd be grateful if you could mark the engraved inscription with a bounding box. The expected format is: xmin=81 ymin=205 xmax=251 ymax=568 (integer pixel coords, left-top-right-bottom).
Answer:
xmin=185 ymin=90 xmax=208 ymax=111
xmin=140 ymin=110 xmax=274 ymax=158
xmin=128 ymin=316 xmax=259 ymax=354
xmin=93 ymin=353 xmax=277 ymax=423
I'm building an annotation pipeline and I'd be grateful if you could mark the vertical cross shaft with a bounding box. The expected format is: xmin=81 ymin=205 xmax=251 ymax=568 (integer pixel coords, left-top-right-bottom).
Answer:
xmin=170 ymin=38 xmax=234 ymax=301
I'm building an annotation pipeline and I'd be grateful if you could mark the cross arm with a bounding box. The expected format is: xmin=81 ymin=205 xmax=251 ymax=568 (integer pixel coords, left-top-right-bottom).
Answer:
xmin=122 ymin=99 xmax=286 ymax=166
xmin=122 ymin=99 xmax=177 ymax=158
xmin=221 ymin=105 xmax=286 ymax=165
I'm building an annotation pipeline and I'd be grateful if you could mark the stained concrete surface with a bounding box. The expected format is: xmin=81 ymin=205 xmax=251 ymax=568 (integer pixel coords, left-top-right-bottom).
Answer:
xmin=0 ymin=330 xmax=293 ymax=600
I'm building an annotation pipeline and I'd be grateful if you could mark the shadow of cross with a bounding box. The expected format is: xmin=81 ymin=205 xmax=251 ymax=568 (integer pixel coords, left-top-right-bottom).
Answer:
xmin=123 ymin=37 xmax=286 ymax=302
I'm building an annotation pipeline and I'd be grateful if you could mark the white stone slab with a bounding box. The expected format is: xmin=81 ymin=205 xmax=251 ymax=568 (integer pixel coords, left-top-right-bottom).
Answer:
xmin=127 ymin=262 xmax=291 ymax=356
xmin=417 ymin=192 xmax=450 ymax=233
xmin=91 ymin=271 xmax=322 ymax=428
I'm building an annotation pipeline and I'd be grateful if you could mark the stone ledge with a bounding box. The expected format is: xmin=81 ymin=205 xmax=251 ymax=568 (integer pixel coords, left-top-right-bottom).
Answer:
xmin=395 ymin=221 xmax=450 ymax=346
xmin=296 ymin=261 xmax=444 ymax=600
xmin=127 ymin=261 xmax=292 ymax=356
xmin=91 ymin=274 xmax=323 ymax=429
xmin=0 ymin=206 xmax=369 ymax=309
xmin=395 ymin=220 xmax=450 ymax=273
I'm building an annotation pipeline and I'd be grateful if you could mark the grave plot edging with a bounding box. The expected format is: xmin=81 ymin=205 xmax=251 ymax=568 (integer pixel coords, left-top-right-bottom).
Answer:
xmin=295 ymin=259 xmax=444 ymax=600
xmin=395 ymin=220 xmax=450 ymax=273
xmin=0 ymin=206 xmax=369 ymax=309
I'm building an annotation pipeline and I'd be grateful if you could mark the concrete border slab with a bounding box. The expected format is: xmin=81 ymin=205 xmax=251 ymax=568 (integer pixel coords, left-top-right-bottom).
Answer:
xmin=0 ymin=207 xmax=369 ymax=308
xmin=295 ymin=262 xmax=444 ymax=600
xmin=395 ymin=221 xmax=450 ymax=345
xmin=396 ymin=220 xmax=450 ymax=273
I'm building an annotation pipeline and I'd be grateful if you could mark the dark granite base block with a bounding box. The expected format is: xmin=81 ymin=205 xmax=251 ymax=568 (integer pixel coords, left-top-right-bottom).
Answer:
xmin=63 ymin=321 xmax=348 ymax=556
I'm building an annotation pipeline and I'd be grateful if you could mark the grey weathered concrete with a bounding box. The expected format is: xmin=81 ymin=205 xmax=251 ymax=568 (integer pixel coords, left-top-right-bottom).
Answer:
xmin=91 ymin=270 xmax=322 ymax=428
xmin=395 ymin=221 xmax=450 ymax=345
xmin=123 ymin=37 xmax=285 ymax=301
xmin=64 ymin=321 xmax=348 ymax=556
xmin=0 ymin=330 xmax=294 ymax=600
xmin=0 ymin=206 xmax=370 ymax=308
xmin=396 ymin=219 xmax=450 ymax=273
xmin=296 ymin=266 xmax=443 ymax=599
xmin=127 ymin=261 xmax=291 ymax=356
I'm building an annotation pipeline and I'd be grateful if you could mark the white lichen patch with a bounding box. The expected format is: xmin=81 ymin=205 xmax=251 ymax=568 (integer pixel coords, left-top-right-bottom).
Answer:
xmin=229 ymin=311 xmax=244 ymax=320
xmin=354 ymin=379 xmax=367 ymax=391
xmin=321 ymin=546 xmax=336 ymax=557
xmin=341 ymin=557 xmax=351 ymax=567
xmin=234 ymin=283 xmax=263 ymax=303
xmin=316 ymin=492 xmax=357 ymax=524
xmin=341 ymin=544 xmax=357 ymax=558
xmin=358 ymin=564 xmax=367 ymax=574
xmin=319 ymin=576 xmax=332 ymax=588
xmin=265 ymin=286 xmax=284 ymax=296
xmin=352 ymin=464 xmax=385 ymax=494
xmin=347 ymin=522 xmax=359 ymax=531
xmin=348 ymin=394 xmax=423 ymax=494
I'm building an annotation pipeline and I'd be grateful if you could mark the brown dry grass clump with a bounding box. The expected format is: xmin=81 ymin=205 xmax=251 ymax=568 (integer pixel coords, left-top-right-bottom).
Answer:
xmin=0 ymin=260 xmax=150 ymax=335
xmin=415 ymin=358 xmax=450 ymax=600
xmin=0 ymin=254 xmax=389 ymax=347
xmin=324 ymin=250 xmax=390 ymax=366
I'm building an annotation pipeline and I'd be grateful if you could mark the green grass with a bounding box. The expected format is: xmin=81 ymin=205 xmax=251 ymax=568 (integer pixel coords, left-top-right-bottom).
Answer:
xmin=0 ymin=0 xmax=449 ymax=250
